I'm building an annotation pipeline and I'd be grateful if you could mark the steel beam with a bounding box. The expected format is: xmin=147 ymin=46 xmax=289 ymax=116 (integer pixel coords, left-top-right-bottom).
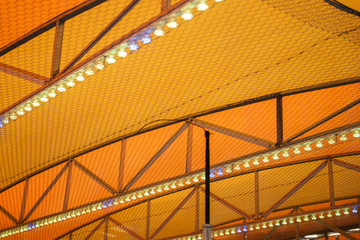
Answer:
xmin=73 ymin=160 xmax=117 ymax=194
xmin=118 ymin=139 xmax=126 ymax=191
xmin=151 ymin=188 xmax=195 ymax=239
xmin=63 ymin=160 xmax=73 ymax=211
xmin=51 ymin=21 xmax=65 ymax=79
xmin=0 ymin=205 xmax=18 ymax=225
xmin=61 ymin=0 xmax=141 ymax=74
xmin=193 ymin=119 xmax=274 ymax=148
xmin=328 ymin=158 xmax=335 ymax=207
xmin=124 ymin=123 xmax=188 ymax=190
xmin=84 ymin=218 xmax=105 ymax=240
xmin=260 ymin=161 xmax=327 ymax=219
xmin=317 ymin=220 xmax=359 ymax=240
xmin=333 ymin=159 xmax=360 ymax=173
xmin=109 ymin=217 xmax=145 ymax=240
xmin=23 ymin=163 xmax=69 ymax=222
xmin=0 ymin=0 xmax=107 ymax=57
xmin=286 ymin=98 xmax=360 ymax=143
xmin=19 ymin=178 xmax=29 ymax=222
xmin=0 ymin=62 xmax=47 ymax=85
xmin=199 ymin=186 xmax=252 ymax=219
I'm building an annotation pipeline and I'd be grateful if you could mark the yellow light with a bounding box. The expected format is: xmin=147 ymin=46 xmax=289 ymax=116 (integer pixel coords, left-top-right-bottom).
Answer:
xmin=10 ymin=113 xmax=17 ymax=120
xmin=2 ymin=116 xmax=10 ymax=124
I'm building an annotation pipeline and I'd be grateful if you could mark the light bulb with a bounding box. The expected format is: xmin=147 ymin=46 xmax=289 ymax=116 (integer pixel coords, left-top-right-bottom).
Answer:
xmin=225 ymin=229 xmax=230 ymax=235
xmin=289 ymin=218 xmax=294 ymax=223
xmin=141 ymin=35 xmax=151 ymax=44
xmin=210 ymin=171 xmax=215 ymax=178
xmin=154 ymin=28 xmax=165 ymax=37
xmin=66 ymin=80 xmax=75 ymax=87
xmin=150 ymin=188 xmax=156 ymax=194
xmin=282 ymin=150 xmax=289 ymax=157
xmin=95 ymin=61 xmax=105 ymax=70
xmin=131 ymin=194 xmax=137 ymax=200
xmin=137 ymin=192 xmax=143 ymax=198
xmin=40 ymin=95 xmax=49 ymax=102
xmin=76 ymin=73 xmax=85 ymax=81
xmin=335 ymin=210 xmax=340 ymax=216
xmin=234 ymin=163 xmax=241 ymax=170
xmin=114 ymin=199 xmax=119 ymax=205
xmin=244 ymin=161 xmax=250 ymax=168
xmin=311 ymin=214 xmax=317 ymax=220
xmin=268 ymin=222 xmax=274 ymax=227
xmin=118 ymin=49 xmax=127 ymax=57
xmin=119 ymin=198 xmax=125 ymax=203
xmin=2 ymin=116 xmax=10 ymax=124
xmin=304 ymin=143 xmax=312 ymax=151
xmin=249 ymin=225 xmax=254 ymax=231
xmin=282 ymin=219 xmax=287 ymax=225
xmin=262 ymin=223 xmax=267 ymax=228
xmin=344 ymin=208 xmax=349 ymax=215
xmin=57 ymin=85 xmax=66 ymax=92
xmin=217 ymin=167 xmax=224 ymax=175
xmin=182 ymin=11 xmax=193 ymax=20
xmin=275 ymin=220 xmax=280 ymax=226
xmin=328 ymin=137 xmax=336 ymax=144
xmin=253 ymin=158 xmax=259 ymax=165
xmin=164 ymin=184 xmax=170 ymax=191
xmin=97 ymin=204 xmax=102 ymax=210
xmin=213 ymin=232 xmax=218 ymax=237
xmin=352 ymin=207 xmax=358 ymax=213
xmin=294 ymin=147 xmax=301 ymax=154
xmin=197 ymin=2 xmax=209 ymax=11
xmin=85 ymin=67 xmax=94 ymax=76
xmin=296 ymin=217 xmax=301 ymax=223
xmin=193 ymin=175 xmax=199 ymax=182
xmin=178 ymin=180 xmax=184 ymax=187
xmin=304 ymin=215 xmax=309 ymax=221
xmin=171 ymin=182 xmax=177 ymax=188
xmin=129 ymin=42 xmax=139 ymax=51
xmin=262 ymin=156 xmax=269 ymax=162
xmin=230 ymin=228 xmax=235 ymax=234
xmin=225 ymin=165 xmax=232 ymax=173
xmin=185 ymin=178 xmax=192 ymax=184
xmin=319 ymin=213 xmax=324 ymax=219
xmin=106 ymin=55 xmax=116 ymax=64
xmin=255 ymin=224 xmax=260 ymax=230
xmin=353 ymin=129 xmax=360 ymax=138
xmin=157 ymin=186 xmax=163 ymax=192
xmin=340 ymin=134 xmax=347 ymax=141
xmin=215 ymin=0 xmax=224 ymax=2
xmin=272 ymin=153 xmax=279 ymax=160
xmin=10 ymin=113 xmax=17 ymax=120
xmin=316 ymin=140 xmax=323 ymax=148
xmin=201 ymin=174 xmax=206 ymax=180
xmin=327 ymin=212 xmax=332 ymax=217
xmin=219 ymin=230 xmax=224 ymax=236
xmin=143 ymin=190 xmax=150 ymax=196
xmin=237 ymin=227 xmax=242 ymax=233
xmin=126 ymin=196 xmax=131 ymax=201
xmin=16 ymin=108 xmax=25 ymax=116
xmin=167 ymin=20 xmax=178 ymax=29
xmin=48 ymin=90 xmax=56 ymax=98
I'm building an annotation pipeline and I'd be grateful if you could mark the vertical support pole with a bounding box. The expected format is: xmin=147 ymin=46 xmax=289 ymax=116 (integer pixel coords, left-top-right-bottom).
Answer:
xmin=195 ymin=184 xmax=199 ymax=232
xmin=204 ymin=130 xmax=212 ymax=240
xmin=335 ymin=235 xmax=339 ymax=240
xmin=295 ymin=206 xmax=300 ymax=240
xmin=69 ymin=232 xmax=73 ymax=240
xmin=161 ymin=0 xmax=171 ymax=12
xmin=276 ymin=95 xmax=283 ymax=147
xmin=51 ymin=20 xmax=64 ymax=79
xmin=146 ymin=200 xmax=150 ymax=240
xmin=255 ymin=171 xmax=259 ymax=220
xmin=325 ymin=233 xmax=329 ymax=240
xmin=63 ymin=159 xmax=73 ymax=211
xmin=358 ymin=197 xmax=360 ymax=239
xmin=20 ymin=178 xmax=29 ymax=222
xmin=118 ymin=139 xmax=126 ymax=191
xmin=328 ymin=158 xmax=335 ymax=207
xmin=104 ymin=216 xmax=109 ymax=240
xmin=186 ymin=122 xmax=193 ymax=173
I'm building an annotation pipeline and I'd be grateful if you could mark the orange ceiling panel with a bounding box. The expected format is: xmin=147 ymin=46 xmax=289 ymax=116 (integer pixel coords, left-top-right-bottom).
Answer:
xmin=0 ymin=181 xmax=24 ymax=224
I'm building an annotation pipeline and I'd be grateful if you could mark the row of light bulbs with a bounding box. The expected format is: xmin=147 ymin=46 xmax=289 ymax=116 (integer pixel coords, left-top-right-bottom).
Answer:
xmin=0 ymin=126 xmax=358 ymax=238
xmin=173 ymin=207 xmax=359 ymax=240
xmin=0 ymin=0 xmax=223 ymax=127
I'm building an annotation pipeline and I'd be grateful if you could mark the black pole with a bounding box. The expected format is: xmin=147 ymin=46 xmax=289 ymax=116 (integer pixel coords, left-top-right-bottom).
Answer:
xmin=205 ymin=130 xmax=210 ymax=224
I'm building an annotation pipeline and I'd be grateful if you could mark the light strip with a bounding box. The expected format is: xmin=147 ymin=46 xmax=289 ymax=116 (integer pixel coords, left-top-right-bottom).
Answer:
xmin=0 ymin=125 xmax=359 ymax=238
xmin=0 ymin=0 xmax=219 ymax=128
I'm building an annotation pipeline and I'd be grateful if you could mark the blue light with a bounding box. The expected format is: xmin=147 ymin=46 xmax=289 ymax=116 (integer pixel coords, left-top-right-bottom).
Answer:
xmin=352 ymin=207 xmax=358 ymax=213
xmin=107 ymin=200 xmax=113 ymax=207
xmin=210 ymin=170 xmax=215 ymax=178
xmin=28 ymin=225 xmax=32 ymax=230
xmin=243 ymin=226 xmax=247 ymax=232
xmin=32 ymin=223 xmax=36 ymax=229
xmin=141 ymin=35 xmax=152 ymax=44
xmin=237 ymin=227 xmax=242 ymax=233
xmin=217 ymin=167 xmax=224 ymax=175
xmin=129 ymin=42 xmax=139 ymax=51
xmin=102 ymin=202 xmax=107 ymax=208
xmin=0 ymin=117 xmax=3 ymax=128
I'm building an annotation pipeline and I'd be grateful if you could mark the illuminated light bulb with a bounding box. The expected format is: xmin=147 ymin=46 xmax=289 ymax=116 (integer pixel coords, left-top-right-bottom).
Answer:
xmin=327 ymin=212 xmax=332 ymax=217
xmin=282 ymin=219 xmax=288 ymax=225
xmin=198 ymin=235 xmax=202 ymax=239
xmin=197 ymin=1 xmax=209 ymax=11
xmin=262 ymin=223 xmax=267 ymax=228
xmin=352 ymin=207 xmax=358 ymax=213
xmin=178 ymin=180 xmax=184 ymax=187
xmin=328 ymin=137 xmax=336 ymax=144
xmin=114 ymin=199 xmax=119 ymax=205
xmin=249 ymin=225 xmax=254 ymax=231
xmin=97 ymin=204 xmax=102 ymax=210
xmin=44 ymin=220 xmax=49 ymax=225
xmin=131 ymin=194 xmax=137 ymax=200
xmin=268 ymin=221 xmax=274 ymax=227
xmin=170 ymin=182 xmax=177 ymax=189
xmin=344 ymin=208 xmax=349 ymax=215
xmin=213 ymin=232 xmax=218 ymax=237
xmin=303 ymin=215 xmax=309 ymax=221
xmin=16 ymin=108 xmax=25 ymax=116
xmin=225 ymin=165 xmax=232 ymax=173
xmin=253 ymin=158 xmax=259 ymax=165
xmin=118 ymin=49 xmax=127 ymax=58
xmin=163 ymin=184 xmax=170 ymax=191
xmin=185 ymin=178 xmax=192 ymax=184
xmin=129 ymin=42 xmax=139 ymax=51
xmin=95 ymin=61 xmax=105 ymax=70
xmin=40 ymin=94 xmax=49 ymax=102
xmin=66 ymin=80 xmax=75 ymax=87
xmin=255 ymin=224 xmax=260 ymax=230
xmin=57 ymin=84 xmax=66 ymax=92
xmin=137 ymin=192 xmax=143 ymax=198
xmin=2 ymin=116 xmax=10 ymax=124
xmin=71 ymin=212 xmax=76 ymax=217
xmin=219 ymin=230 xmax=224 ymax=236
xmin=353 ymin=129 xmax=360 ymax=138
xmin=119 ymin=198 xmax=125 ymax=204
xmin=215 ymin=0 xmax=224 ymax=2
xmin=234 ymin=163 xmax=241 ymax=170
xmin=157 ymin=186 xmax=163 ymax=192
xmin=237 ymin=227 xmax=242 ymax=233
xmin=230 ymin=228 xmax=236 ymax=234
xmin=210 ymin=171 xmax=215 ymax=178
xmin=282 ymin=150 xmax=289 ymax=157
xmin=48 ymin=90 xmax=56 ymax=98
xmin=167 ymin=19 xmax=178 ymax=29
xmin=244 ymin=161 xmax=250 ymax=168
xmin=316 ymin=140 xmax=323 ymax=148
xmin=85 ymin=67 xmax=94 ymax=76
xmin=294 ymin=147 xmax=301 ymax=154
xmin=340 ymin=134 xmax=347 ymax=141
xmin=106 ymin=55 xmax=116 ymax=64
xmin=150 ymin=188 xmax=156 ymax=194
xmin=304 ymin=143 xmax=312 ymax=151
xmin=262 ymin=156 xmax=269 ymax=163
xmin=289 ymin=218 xmax=294 ymax=224
xmin=141 ymin=35 xmax=152 ymax=44
xmin=275 ymin=220 xmax=280 ymax=226
xmin=217 ymin=167 xmax=224 ymax=175
xmin=296 ymin=217 xmax=301 ymax=223
xmin=335 ymin=210 xmax=341 ymax=216
xmin=144 ymin=190 xmax=150 ymax=196
xmin=57 ymin=216 xmax=62 ymax=222
xmin=154 ymin=27 xmax=165 ymax=37
xmin=126 ymin=196 xmax=131 ymax=201
xmin=181 ymin=11 xmax=193 ymax=20
xmin=319 ymin=213 xmax=324 ymax=219
xmin=272 ymin=153 xmax=279 ymax=160
xmin=225 ymin=229 xmax=230 ymax=235
xmin=193 ymin=175 xmax=199 ymax=182
xmin=86 ymin=207 xmax=91 ymax=213
xmin=311 ymin=214 xmax=317 ymax=220
xmin=10 ymin=113 xmax=17 ymax=120
xmin=201 ymin=173 xmax=206 ymax=180
xmin=76 ymin=73 xmax=85 ymax=81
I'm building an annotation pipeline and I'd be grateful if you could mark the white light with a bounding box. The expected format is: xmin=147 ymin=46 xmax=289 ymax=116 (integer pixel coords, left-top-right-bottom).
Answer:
xmin=137 ymin=192 xmax=143 ymax=198
xmin=85 ymin=67 xmax=94 ymax=76
xmin=293 ymin=147 xmax=301 ymax=154
xmin=57 ymin=85 xmax=66 ymax=92
xmin=244 ymin=161 xmax=250 ymax=168
xmin=316 ymin=140 xmax=323 ymax=148
xmin=268 ymin=221 xmax=274 ymax=227
xmin=178 ymin=180 xmax=184 ymax=187
xmin=262 ymin=223 xmax=267 ymax=229
xmin=311 ymin=214 xmax=317 ymax=220
xmin=24 ymin=103 xmax=33 ymax=111
xmin=255 ymin=224 xmax=260 ymax=230
xmin=9 ymin=113 xmax=17 ymax=120
xmin=48 ymin=90 xmax=56 ymax=98
xmin=296 ymin=217 xmax=301 ymax=223
xmin=335 ymin=210 xmax=341 ymax=216
xmin=66 ymin=80 xmax=75 ymax=87
xmin=225 ymin=165 xmax=232 ymax=173
xmin=234 ymin=163 xmax=241 ymax=170
xmin=328 ymin=136 xmax=336 ymax=144
xmin=304 ymin=143 xmax=312 ymax=151
xmin=141 ymin=35 xmax=152 ymax=44
xmin=157 ymin=186 xmax=163 ymax=192
xmin=282 ymin=150 xmax=289 ymax=157
xmin=340 ymin=134 xmax=347 ymax=141
xmin=118 ymin=50 xmax=127 ymax=58
xmin=167 ymin=20 xmax=178 ymax=29
xmin=215 ymin=0 xmax=225 ymax=2
xmin=2 ymin=116 xmax=9 ymax=124
xmin=344 ymin=208 xmax=350 ymax=215
xmin=150 ymin=188 xmax=156 ymax=194
xmin=225 ymin=229 xmax=230 ymax=235
xmin=304 ymin=234 xmax=321 ymax=239
xmin=40 ymin=95 xmax=49 ymax=102
xmin=328 ymin=232 xmax=340 ymax=236
xmin=96 ymin=61 xmax=105 ymax=70
xmin=171 ymin=182 xmax=177 ymax=188
xmin=353 ymin=129 xmax=360 ymax=138
xmin=272 ymin=153 xmax=279 ymax=160
xmin=154 ymin=27 xmax=165 ymax=37
xmin=144 ymin=190 xmax=150 ymax=196
xmin=106 ymin=55 xmax=116 ymax=64
xmin=185 ymin=178 xmax=192 ymax=185
xmin=16 ymin=108 xmax=25 ymax=116
xmin=182 ymin=11 xmax=193 ymax=20
xmin=249 ymin=225 xmax=254 ymax=231
xmin=76 ymin=74 xmax=85 ymax=81
xmin=262 ymin=156 xmax=269 ymax=162
xmin=282 ymin=219 xmax=287 ymax=225
xmin=303 ymin=215 xmax=309 ymax=221
xmin=197 ymin=2 xmax=209 ymax=11
xmin=253 ymin=158 xmax=259 ymax=165
xmin=327 ymin=212 xmax=332 ymax=217
xmin=164 ymin=184 xmax=170 ymax=191
xmin=275 ymin=220 xmax=280 ymax=226
xmin=288 ymin=218 xmax=294 ymax=223
xmin=319 ymin=213 xmax=324 ymax=219
xmin=193 ymin=175 xmax=199 ymax=182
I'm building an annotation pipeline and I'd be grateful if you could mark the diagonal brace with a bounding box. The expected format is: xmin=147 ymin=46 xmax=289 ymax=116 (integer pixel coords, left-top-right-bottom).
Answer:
xmin=109 ymin=217 xmax=144 ymax=240
xmin=333 ymin=159 xmax=360 ymax=173
xmin=0 ymin=62 xmax=47 ymax=85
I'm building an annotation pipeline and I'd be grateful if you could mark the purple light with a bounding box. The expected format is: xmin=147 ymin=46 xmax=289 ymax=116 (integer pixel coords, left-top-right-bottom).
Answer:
xmin=210 ymin=170 xmax=215 ymax=178
xmin=217 ymin=167 xmax=224 ymax=175
xmin=107 ymin=201 xmax=113 ymax=207
xmin=141 ymin=35 xmax=152 ymax=44
xmin=102 ymin=202 xmax=107 ymax=208
xmin=243 ymin=226 xmax=248 ymax=232
xmin=129 ymin=42 xmax=139 ymax=51
xmin=352 ymin=207 xmax=358 ymax=213
xmin=237 ymin=227 xmax=242 ymax=233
